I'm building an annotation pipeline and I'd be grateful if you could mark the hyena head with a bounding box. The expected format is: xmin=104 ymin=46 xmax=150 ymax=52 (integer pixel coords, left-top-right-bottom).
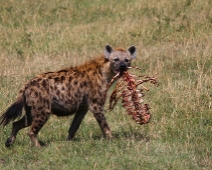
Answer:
xmin=104 ymin=45 xmax=136 ymax=74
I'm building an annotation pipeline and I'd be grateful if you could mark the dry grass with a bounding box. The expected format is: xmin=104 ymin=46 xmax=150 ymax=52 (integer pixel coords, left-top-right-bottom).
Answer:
xmin=0 ymin=0 xmax=212 ymax=169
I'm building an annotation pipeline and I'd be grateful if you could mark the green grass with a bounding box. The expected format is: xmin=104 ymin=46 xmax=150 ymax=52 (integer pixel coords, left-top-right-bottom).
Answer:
xmin=0 ymin=0 xmax=212 ymax=169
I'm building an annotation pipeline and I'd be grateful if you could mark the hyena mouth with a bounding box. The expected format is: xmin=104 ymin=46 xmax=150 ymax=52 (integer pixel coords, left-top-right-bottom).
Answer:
xmin=114 ymin=69 xmax=125 ymax=75
xmin=116 ymin=67 xmax=131 ymax=76
xmin=119 ymin=65 xmax=128 ymax=71
xmin=120 ymin=66 xmax=131 ymax=72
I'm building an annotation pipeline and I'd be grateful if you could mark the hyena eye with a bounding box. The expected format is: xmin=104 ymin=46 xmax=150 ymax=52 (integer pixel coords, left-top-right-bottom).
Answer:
xmin=114 ymin=58 xmax=120 ymax=62
xmin=125 ymin=58 xmax=129 ymax=62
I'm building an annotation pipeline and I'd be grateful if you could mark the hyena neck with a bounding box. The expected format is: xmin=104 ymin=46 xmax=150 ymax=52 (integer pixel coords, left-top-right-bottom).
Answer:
xmin=96 ymin=55 xmax=117 ymax=84
xmin=102 ymin=62 xmax=116 ymax=84
xmin=74 ymin=55 xmax=115 ymax=84
xmin=84 ymin=55 xmax=115 ymax=84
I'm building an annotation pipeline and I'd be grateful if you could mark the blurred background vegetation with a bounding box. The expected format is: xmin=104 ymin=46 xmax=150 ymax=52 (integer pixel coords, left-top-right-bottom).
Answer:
xmin=0 ymin=0 xmax=212 ymax=169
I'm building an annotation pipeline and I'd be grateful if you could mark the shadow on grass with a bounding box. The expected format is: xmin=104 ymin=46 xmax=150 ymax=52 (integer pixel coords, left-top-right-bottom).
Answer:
xmin=38 ymin=130 xmax=150 ymax=147
xmin=112 ymin=131 xmax=151 ymax=142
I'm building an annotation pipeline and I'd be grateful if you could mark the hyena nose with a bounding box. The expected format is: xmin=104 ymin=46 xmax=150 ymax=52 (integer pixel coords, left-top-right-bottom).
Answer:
xmin=120 ymin=63 xmax=126 ymax=69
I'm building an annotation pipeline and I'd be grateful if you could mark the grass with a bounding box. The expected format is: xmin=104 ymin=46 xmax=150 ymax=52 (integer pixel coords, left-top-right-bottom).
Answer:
xmin=0 ymin=0 xmax=212 ymax=169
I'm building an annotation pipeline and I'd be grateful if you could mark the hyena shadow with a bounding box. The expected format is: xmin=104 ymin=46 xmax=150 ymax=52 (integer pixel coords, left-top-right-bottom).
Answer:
xmin=112 ymin=131 xmax=150 ymax=142
xmin=38 ymin=130 xmax=150 ymax=146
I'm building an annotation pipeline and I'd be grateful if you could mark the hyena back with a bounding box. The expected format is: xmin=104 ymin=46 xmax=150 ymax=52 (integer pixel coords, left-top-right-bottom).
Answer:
xmin=0 ymin=45 xmax=136 ymax=147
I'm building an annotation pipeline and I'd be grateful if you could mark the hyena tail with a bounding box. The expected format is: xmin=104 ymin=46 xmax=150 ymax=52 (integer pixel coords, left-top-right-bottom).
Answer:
xmin=0 ymin=94 xmax=24 ymax=127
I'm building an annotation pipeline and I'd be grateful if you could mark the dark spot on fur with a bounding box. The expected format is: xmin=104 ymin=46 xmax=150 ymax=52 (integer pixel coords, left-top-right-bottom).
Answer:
xmin=74 ymin=81 xmax=78 ymax=85
xmin=38 ymin=107 xmax=43 ymax=111
xmin=36 ymin=83 xmax=40 ymax=89
xmin=61 ymin=76 xmax=65 ymax=81
xmin=93 ymin=106 xmax=97 ymax=111
xmin=41 ymin=80 xmax=46 ymax=84
xmin=54 ymin=77 xmax=60 ymax=82
xmin=75 ymin=93 xmax=78 ymax=98
xmin=33 ymin=126 xmax=40 ymax=133
xmin=33 ymin=114 xmax=39 ymax=118
xmin=37 ymin=78 xmax=42 ymax=82
xmin=92 ymin=98 xmax=97 ymax=103
xmin=38 ymin=120 xmax=43 ymax=124
xmin=31 ymin=80 xmax=36 ymax=86
xmin=92 ymin=71 xmax=97 ymax=76
xmin=35 ymin=91 xmax=38 ymax=97
xmin=41 ymin=111 xmax=46 ymax=116
xmin=62 ymin=86 xmax=65 ymax=90
xmin=83 ymin=81 xmax=87 ymax=87
xmin=73 ymin=72 xmax=78 ymax=76
xmin=87 ymin=68 xmax=92 ymax=72
xmin=41 ymin=81 xmax=48 ymax=89
xmin=69 ymin=76 xmax=73 ymax=82
xmin=96 ymin=118 xmax=101 ymax=124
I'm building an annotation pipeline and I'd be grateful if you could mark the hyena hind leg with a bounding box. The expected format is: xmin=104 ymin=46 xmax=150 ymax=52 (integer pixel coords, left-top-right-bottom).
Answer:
xmin=5 ymin=106 xmax=32 ymax=147
xmin=27 ymin=109 xmax=50 ymax=147
xmin=67 ymin=106 xmax=88 ymax=140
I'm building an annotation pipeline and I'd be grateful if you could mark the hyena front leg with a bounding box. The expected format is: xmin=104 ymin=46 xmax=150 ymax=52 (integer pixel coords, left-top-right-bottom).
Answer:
xmin=90 ymin=104 xmax=112 ymax=139
xmin=67 ymin=105 xmax=88 ymax=140
xmin=5 ymin=106 xmax=32 ymax=147
xmin=28 ymin=106 xmax=50 ymax=147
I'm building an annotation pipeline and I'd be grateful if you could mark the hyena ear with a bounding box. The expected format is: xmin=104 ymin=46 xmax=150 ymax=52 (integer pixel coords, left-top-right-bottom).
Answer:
xmin=104 ymin=44 xmax=114 ymax=59
xmin=127 ymin=45 xmax=136 ymax=59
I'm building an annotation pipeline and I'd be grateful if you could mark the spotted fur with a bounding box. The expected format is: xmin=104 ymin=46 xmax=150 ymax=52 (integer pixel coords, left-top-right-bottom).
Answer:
xmin=0 ymin=45 xmax=136 ymax=147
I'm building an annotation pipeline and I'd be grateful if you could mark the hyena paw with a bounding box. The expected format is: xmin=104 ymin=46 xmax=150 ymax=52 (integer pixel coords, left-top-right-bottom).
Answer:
xmin=105 ymin=131 xmax=113 ymax=140
xmin=5 ymin=138 xmax=14 ymax=147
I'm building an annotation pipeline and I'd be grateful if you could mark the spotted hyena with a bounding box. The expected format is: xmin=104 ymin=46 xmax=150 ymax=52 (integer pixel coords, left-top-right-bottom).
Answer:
xmin=0 ymin=45 xmax=136 ymax=147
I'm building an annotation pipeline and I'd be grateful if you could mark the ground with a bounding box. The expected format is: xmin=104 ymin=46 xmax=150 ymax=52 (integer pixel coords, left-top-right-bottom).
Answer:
xmin=0 ymin=0 xmax=212 ymax=169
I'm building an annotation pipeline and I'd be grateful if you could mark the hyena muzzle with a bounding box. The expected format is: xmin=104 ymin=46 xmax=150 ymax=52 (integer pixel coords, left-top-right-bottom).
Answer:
xmin=0 ymin=44 xmax=136 ymax=147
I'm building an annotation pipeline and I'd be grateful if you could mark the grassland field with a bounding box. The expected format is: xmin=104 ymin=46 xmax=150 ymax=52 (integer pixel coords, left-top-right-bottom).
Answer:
xmin=0 ymin=0 xmax=212 ymax=169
